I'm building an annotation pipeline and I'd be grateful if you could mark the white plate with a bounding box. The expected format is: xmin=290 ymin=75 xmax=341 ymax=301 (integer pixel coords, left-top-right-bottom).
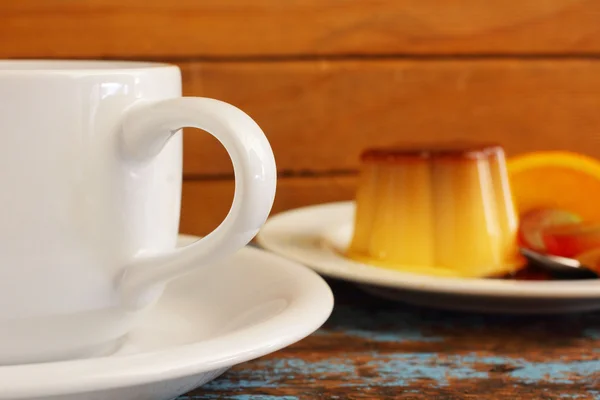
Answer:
xmin=257 ymin=201 xmax=600 ymax=314
xmin=0 ymin=235 xmax=333 ymax=400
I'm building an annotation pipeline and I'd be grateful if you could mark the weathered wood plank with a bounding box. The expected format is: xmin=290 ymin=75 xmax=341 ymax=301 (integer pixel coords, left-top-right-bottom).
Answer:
xmin=185 ymin=279 xmax=600 ymax=399
xmin=2 ymin=0 xmax=600 ymax=58
xmin=180 ymin=59 xmax=600 ymax=175
xmin=180 ymin=176 xmax=356 ymax=236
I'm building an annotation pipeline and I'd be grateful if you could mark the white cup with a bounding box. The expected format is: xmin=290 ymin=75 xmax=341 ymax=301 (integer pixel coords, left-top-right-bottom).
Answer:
xmin=0 ymin=60 xmax=277 ymax=364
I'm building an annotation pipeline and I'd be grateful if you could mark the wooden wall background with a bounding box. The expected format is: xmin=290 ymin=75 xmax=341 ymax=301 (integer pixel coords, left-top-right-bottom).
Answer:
xmin=2 ymin=0 xmax=600 ymax=235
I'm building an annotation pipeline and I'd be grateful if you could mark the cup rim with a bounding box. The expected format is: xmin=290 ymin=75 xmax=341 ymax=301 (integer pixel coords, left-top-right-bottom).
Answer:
xmin=0 ymin=59 xmax=178 ymax=74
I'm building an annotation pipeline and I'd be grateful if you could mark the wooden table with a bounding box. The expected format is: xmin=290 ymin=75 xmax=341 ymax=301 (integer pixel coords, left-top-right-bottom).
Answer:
xmin=180 ymin=279 xmax=600 ymax=399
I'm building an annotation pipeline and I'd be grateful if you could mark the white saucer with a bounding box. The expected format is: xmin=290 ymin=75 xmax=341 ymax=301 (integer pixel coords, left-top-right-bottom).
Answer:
xmin=257 ymin=201 xmax=600 ymax=314
xmin=0 ymin=235 xmax=333 ymax=400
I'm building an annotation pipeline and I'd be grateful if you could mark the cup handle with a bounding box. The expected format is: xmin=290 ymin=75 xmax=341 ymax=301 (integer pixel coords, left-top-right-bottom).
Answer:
xmin=117 ymin=97 xmax=276 ymax=309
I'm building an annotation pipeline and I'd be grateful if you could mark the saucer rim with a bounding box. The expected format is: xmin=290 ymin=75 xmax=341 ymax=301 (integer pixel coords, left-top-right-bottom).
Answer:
xmin=256 ymin=201 xmax=600 ymax=299
xmin=0 ymin=234 xmax=334 ymax=398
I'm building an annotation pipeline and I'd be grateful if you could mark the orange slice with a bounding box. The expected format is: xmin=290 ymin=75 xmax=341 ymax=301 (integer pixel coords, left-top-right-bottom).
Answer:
xmin=508 ymin=151 xmax=600 ymax=222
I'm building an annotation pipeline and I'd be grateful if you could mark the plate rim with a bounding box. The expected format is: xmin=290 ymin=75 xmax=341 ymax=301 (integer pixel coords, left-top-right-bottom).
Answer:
xmin=0 ymin=234 xmax=334 ymax=398
xmin=256 ymin=201 xmax=600 ymax=299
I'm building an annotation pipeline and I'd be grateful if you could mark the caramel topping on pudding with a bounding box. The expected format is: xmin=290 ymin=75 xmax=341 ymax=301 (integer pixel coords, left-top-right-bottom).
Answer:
xmin=360 ymin=142 xmax=503 ymax=163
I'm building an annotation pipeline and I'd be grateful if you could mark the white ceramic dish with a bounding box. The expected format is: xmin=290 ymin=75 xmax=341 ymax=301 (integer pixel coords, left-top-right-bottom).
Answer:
xmin=0 ymin=235 xmax=333 ymax=400
xmin=257 ymin=201 xmax=600 ymax=314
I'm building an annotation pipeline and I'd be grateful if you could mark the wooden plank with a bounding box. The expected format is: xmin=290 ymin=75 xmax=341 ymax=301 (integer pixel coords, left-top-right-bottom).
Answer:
xmin=179 ymin=176 xmax=356 ymax=236
xmin=181 ymin=59 xmax=600 ymax=176
xmin=2 ymin=0 xmax=600 ymax=58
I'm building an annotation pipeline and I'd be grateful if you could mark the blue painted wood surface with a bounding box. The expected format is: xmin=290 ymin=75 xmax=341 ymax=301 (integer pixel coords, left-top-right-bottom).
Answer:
xmin=179 ymin=279 xmax=600 ymax=399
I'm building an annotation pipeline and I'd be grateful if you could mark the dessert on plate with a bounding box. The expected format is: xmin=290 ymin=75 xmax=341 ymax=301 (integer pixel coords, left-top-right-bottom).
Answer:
xmin=346 ymin=142 xmax=522 ymax=278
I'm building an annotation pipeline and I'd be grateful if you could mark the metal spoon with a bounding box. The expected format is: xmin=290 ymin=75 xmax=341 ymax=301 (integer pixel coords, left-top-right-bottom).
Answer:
xmin=519 ymin=248 xmax=598 ymax=279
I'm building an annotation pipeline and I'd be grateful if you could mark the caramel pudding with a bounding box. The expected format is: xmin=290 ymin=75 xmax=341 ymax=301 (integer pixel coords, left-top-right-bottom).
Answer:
xmin=346 ymin=143 xmax=521 ymax=277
